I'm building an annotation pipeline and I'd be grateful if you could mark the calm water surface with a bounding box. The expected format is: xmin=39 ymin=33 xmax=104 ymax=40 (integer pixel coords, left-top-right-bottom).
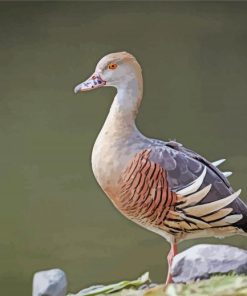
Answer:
xmin=0 ymin=2 xmax=247 ymax=295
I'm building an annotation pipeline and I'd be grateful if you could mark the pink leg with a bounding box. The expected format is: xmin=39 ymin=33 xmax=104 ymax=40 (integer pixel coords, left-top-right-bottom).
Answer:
xmin=165 ymin=243 xmax=178 ymax=286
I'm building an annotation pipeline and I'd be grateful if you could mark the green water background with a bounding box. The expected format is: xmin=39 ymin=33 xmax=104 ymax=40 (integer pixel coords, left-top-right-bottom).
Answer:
xmin=0 ymin=2 xmax=247 ymax=295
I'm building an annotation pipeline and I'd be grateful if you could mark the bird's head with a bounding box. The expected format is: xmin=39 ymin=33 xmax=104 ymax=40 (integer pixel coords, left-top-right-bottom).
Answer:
xmin=74 ymin=51 xmax=142 ymax=93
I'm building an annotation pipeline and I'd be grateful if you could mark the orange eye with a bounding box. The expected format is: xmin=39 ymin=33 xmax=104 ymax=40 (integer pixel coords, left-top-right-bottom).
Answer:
xmin=108 ymin=63 xmax=118 ymax=70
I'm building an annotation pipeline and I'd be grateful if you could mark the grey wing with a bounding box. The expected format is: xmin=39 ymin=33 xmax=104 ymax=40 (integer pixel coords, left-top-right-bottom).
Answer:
xmin=149 ymin=140 xmax=247 ymax=233
xmin=164 ymin=140 xmax=232 ymax=193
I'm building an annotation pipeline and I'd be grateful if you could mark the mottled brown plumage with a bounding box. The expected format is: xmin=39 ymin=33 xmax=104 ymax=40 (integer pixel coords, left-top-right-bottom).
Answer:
xmin=74 ymin=52 xmax=247 ymax=285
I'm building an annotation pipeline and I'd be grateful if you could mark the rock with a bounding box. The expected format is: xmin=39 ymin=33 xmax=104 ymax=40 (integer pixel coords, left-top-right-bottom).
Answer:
xmin=171 ymin=244 xmax=247 ymax=283
xmin=138 ymin=283 xmax=158 ymax=290
xmin=32 ymin=268 xmax=68 ymax=296
xmin=138 ymin=284 xmax=149 ymax=290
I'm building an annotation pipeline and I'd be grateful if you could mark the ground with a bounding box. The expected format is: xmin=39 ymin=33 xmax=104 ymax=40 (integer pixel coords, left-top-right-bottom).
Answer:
xmin=68 ymin=273 xmax=247 ymax=296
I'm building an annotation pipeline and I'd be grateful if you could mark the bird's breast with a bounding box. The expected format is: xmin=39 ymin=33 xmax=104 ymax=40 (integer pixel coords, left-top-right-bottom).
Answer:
xmin=91 ymin=132 xmax=141 ymax=199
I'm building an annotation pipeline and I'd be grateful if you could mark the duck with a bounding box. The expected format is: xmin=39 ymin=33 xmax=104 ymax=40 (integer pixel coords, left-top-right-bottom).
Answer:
xmin=74 ymin=52 xmax=247 ymax=285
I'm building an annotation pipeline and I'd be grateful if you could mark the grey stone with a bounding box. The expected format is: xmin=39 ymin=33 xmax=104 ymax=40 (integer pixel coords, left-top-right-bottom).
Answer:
xmin=138 ymin=283 xmax=158 ymax=290
xmin=32 ymin=268 xmax=68 ymax=296
xmin=138 ymin=284 xmax=149 ymax=290
xmin=171 ymin=244 xmax=247 ymax=283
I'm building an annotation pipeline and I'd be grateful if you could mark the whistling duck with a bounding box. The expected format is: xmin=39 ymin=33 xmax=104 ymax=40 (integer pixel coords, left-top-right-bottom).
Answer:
xmin=74 ymin=52 xmax=247 ymax=285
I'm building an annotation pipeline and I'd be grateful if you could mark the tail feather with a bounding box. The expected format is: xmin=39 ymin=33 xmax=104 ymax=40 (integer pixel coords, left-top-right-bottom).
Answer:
xmin=234 ymin=197 xmax=247 ymax=233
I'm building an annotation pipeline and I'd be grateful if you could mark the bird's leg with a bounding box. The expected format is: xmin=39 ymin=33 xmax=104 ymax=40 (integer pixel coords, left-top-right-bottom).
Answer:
xmin=165 ymin=243 xmax=178 ymax=286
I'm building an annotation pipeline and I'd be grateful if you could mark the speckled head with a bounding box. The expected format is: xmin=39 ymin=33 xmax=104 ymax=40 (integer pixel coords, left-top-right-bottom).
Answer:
xmin=74 ymin=51 xmax=142 ymax=93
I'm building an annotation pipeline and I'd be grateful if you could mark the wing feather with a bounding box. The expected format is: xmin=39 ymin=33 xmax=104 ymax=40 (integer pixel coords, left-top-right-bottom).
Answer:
xmin=183 ymin=190 xmax=241 ymax=217
xmin=117 ymin=144 xmax=247 ymax=240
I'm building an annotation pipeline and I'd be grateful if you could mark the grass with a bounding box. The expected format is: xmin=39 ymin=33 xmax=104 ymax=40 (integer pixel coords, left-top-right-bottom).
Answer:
xmin=148 ymin=274 xmax=247 ymax=296
xmin=68 ymin=273 xmax=247 ymax=296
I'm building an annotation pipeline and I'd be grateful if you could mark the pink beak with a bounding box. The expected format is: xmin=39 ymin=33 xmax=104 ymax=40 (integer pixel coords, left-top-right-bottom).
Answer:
xmin=74 ymin=73 xmax=106 ymax=93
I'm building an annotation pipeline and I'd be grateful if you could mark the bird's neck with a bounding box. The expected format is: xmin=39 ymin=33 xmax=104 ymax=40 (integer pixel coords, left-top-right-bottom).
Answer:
xmin=92 ymin=73 xmax=144 ymax=194
xmin=105 ymin=73 xmax=143 ymax=135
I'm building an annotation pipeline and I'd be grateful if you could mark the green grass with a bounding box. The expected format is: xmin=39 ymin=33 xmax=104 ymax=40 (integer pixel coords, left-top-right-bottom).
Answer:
xmin=163 ymin=274 xmax=247 ymax=296
xmin=68 ymin=273 xmax=247 ymax=296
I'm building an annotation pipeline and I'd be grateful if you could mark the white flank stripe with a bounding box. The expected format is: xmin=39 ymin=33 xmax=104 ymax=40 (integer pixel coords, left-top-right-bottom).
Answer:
xmin=212 ymin=159 xmax=226 ymax=167
xmin=179 ymin=212 xmax=211 ymax=229
xmin=223 ymin=171 xmax=232 ymax=177
xmin=178 ymin=184 xmax=212 ymax=209
xmin=177 ymin=167 xmax=207 ymax=196
xmin=183 ymin=189 xmax=241 ymax=217
xmin=210 ymin=214 xmax=243 ymax=227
